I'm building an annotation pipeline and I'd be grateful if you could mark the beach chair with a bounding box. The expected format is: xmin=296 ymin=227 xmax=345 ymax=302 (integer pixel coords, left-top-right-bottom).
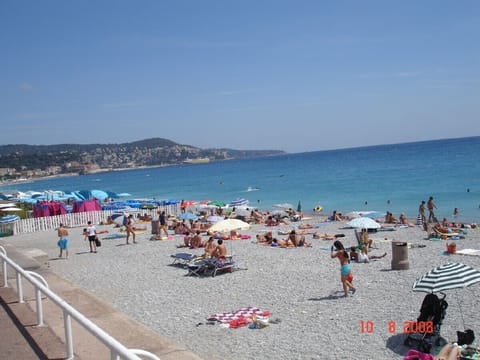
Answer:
xmin=209 ymin=257 xmax=238 ymax=277
xmin=186 ymin=258 xmax=215 ymax=276
xmin=433 ymin=228 xmax=459 ymax=239
xmin=170 ymin=253 xmax=197 ymax=267
xmin=187 ymin=256 xmax=237 ymax=277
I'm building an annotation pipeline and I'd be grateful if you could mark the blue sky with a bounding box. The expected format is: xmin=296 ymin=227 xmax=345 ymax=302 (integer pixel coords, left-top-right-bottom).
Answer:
xmin=1 ymin=1 xmax=479 ymax=153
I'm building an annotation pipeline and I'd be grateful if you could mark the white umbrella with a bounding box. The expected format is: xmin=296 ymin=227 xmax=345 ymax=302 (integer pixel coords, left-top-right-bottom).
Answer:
xmin=0 ymin=203 xmax=15 ymax=209
xmin=207 ymin=215 xmax=224 ymax=223
xmin=1 ymin=207 xmax=22 ymax=211
xmin=273 ymin=203 xmax=293 ymax=210
xmin=209 ymin=219 xmax=251 ymax=233
xmin=233 ymin=206 xmax=254 ymax=217
xmin=346 ymin=217 xmax=381 ymax=229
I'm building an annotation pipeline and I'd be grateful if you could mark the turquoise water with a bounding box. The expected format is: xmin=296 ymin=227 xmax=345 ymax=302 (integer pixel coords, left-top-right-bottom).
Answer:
xmin=2 ymin=137 xmax=480 ymax=223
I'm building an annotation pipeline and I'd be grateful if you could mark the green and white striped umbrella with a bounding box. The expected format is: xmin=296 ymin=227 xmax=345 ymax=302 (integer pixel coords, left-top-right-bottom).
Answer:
xmin=413 ymin=262 xmax=480 ymax=293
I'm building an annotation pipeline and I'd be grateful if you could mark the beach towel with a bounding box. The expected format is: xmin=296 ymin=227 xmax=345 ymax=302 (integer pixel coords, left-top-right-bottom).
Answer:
xmin=455 ymin=249 xmax=480 ymax=256
xmin=103 ymin=233 xmax=126 ymax=239
xmin=207 ymin=307 xmax=270 ymax=328
xmin=404 ymin=349 xmax=435 ymax=360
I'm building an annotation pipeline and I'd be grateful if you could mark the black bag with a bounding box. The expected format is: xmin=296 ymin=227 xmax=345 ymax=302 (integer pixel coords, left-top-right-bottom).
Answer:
xmin=95 ymin=236 xmax=101 ymax=247
xmin=457 ymin=329 xmax=475 ymax=345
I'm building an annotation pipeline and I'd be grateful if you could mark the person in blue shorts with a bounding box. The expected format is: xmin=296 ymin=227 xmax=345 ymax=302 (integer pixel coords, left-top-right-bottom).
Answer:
xmin=330 ymin=240 xmax=356 ymax=297
xmin=57 ymin=223 xmax=69 ymax=259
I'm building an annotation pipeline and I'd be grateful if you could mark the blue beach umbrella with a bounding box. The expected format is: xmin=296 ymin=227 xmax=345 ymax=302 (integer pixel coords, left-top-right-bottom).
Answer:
xmin=179 ymin=213 xmax=198 ymax=220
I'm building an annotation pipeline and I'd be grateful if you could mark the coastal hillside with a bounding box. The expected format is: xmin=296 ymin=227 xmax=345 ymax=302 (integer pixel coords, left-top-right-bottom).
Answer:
xmin=0 ymin=138 xmax=285 ymax=178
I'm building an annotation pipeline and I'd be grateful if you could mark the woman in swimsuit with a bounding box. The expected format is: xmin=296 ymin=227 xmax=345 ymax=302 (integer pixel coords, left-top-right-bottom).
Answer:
xmin=126 ymin=215 xmax=136 ymax=244
xmin=331 ymin=240 xmax=356 ymax=297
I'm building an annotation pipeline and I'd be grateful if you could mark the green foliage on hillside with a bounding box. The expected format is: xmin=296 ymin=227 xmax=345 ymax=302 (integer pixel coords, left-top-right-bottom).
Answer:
xmin=0 ymin=138 xmax=285 ymax=171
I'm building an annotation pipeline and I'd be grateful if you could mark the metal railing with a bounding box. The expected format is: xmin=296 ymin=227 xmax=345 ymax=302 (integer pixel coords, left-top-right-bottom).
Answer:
xmin=0 ymin=246 xmax=160 ymax=360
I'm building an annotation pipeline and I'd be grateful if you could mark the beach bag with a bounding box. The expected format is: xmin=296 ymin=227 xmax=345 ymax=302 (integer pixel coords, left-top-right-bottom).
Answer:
xmin=457 ymin=329 xmax=475 ymax=345
xmin=95 ymin=236 xmax=102 ymax=247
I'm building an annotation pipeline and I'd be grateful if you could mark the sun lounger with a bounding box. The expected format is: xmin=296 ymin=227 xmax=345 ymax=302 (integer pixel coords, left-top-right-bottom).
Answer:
xmin=170 ymin=253 xmax=198 ymax=266
xmin=187 ymin=257 xmax=237 ymax=277
xmin=210 ymin=259 xmax=238 ymax=277
xmin=433 ymin=228 xmax=459 ymax=239
xmin=186 ymin=258 xmax=214 ymax=276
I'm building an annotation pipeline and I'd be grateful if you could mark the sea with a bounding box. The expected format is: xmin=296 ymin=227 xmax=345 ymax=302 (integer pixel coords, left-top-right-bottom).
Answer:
xmin=1 ymin=136 xmax=480 ymax=223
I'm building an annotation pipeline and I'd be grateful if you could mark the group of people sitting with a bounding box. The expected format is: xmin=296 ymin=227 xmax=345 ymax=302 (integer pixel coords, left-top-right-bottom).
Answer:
xmin=200 ymin=237 xmax=227 ymax=259
xmin=256 ymin=230 xmax=311 ymax=247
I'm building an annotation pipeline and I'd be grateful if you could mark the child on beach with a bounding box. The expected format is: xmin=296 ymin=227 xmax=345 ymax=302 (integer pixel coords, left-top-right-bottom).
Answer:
xmin=331 ymin=240 xmax=356 ymax=297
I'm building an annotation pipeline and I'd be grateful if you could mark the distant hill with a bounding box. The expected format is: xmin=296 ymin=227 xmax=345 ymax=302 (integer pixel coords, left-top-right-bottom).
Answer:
xmin=0 ymin=138 xmax=286 ymax=174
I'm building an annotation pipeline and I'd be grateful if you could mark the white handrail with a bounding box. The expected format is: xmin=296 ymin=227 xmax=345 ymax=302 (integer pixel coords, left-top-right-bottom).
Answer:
xmin=0 ymin=247 xmax=160 ymax=360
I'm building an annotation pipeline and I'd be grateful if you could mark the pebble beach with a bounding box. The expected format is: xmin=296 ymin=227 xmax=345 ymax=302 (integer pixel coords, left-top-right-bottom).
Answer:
xmin=2 ymin=216 xmax=480 ymax=360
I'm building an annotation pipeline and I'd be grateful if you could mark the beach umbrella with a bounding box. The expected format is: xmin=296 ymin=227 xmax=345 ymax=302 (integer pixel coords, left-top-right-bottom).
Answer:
xmin=297 ymin=201 xmax=302 ymax=212
xmin=273 ymin=203 xmax=293 ymax=210
xmin=233 ymin=206 xmax=253 ymax=217
xmin=179 ymin=212 xmax=198 ymax=220
xmin=1 ymin=207 xmax=22 ymax=211
xmin=0 ymin=203 xmax=15 ymax=209
xmin=209 ymin=219 xmax=251 ymax=233
xmin=412 ymin=262 xmax=480 ymax=329
xmin=346 ymin=217 xmax=381 ymax=230
xmin=208 ymin=200 xmax=225 ymax=207
xmin=363 ymin=211 xmax=385 ymax=219
xmin=111 ymin=213 xmax=128 ymax=226
xmin=0 ymin=215 xmax=20 ymax=223
xmin=345 ymin=211 xmax=363 ymax=219
xmin=229 ymin=198 xmax=249 ymax=207
xmin=91 ymin=190 xmax=110 ymax=201
xmin=412 ymin=263 xmax=480 ymax=294
xmin=207 ymin=215 xmax=224 ymax=223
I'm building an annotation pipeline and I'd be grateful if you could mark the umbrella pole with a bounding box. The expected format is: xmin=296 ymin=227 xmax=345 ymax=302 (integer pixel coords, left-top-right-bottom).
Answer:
xmin=455 ymin=290 xmax=466 ymax=329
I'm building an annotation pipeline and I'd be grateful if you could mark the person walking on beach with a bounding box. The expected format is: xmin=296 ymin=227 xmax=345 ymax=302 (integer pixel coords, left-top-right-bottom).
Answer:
xmin=330 ymin=240 xmax=356 ymax=297
xmin=86 ymin=221 xmax=97 ymax=253
xmin=126 ymin=214 xmax=136 ymax=244
xmin=159 ymin=210 xmax=169 ymax=238
xmin=57 ymin=223 xmax=69 ymax=259
xmin=427 ymin=196 xmax=437 ymax=223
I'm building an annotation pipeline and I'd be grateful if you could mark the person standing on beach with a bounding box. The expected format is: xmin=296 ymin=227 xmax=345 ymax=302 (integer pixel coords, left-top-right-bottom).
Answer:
xmin=427 ymin=196 xmax=437 ymax=223
xmin=86 ymin=221 xmax=97 ymax=253
xmin=418 ymin=200 xmax=426 ymax=225
xmin=159 ymin=211 xmax=169 ymax=237
xmin=330 ymin=240 xmax=356 ymax=297
xmin=126 ymin=214 xmax=136 ymax=244
xmin=57 ymin=223 xmax=69 ymax=259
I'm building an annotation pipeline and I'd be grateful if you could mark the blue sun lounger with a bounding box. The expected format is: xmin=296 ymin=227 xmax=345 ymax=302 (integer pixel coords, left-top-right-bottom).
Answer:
xmin=170 ymin=253 xmax=197 ymax=266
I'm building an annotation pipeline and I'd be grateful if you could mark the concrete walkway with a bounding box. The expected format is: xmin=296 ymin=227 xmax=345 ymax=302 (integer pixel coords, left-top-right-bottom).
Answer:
xmin=0 ymin=244 xmax=203 ymax=360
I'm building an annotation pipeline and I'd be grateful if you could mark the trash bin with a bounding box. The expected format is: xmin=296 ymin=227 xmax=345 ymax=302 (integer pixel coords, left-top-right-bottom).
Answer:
xmin=391 ymin=241 xmax=409 ymax=270
xmin=151 ymin=220 xmax=159 ymax=235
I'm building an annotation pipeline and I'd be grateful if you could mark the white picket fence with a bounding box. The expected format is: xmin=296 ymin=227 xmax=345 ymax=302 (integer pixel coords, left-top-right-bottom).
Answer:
xmin=0 ymin=204 xmax=179 ymax=236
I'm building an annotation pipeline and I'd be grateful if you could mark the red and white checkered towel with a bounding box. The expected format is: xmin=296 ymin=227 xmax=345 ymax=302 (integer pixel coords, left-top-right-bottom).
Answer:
xmin=207 ymin=307 xmax=270 ymax=325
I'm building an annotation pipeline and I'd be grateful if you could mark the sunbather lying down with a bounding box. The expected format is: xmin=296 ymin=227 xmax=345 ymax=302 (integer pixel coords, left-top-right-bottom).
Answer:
xmin=312 ymin=233 xmax=345 ymax=240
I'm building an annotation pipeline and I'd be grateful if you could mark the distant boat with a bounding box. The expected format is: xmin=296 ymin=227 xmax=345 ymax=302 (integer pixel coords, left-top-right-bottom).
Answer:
xmin=246 ymin=186 xmax=260 ymax=192
xmin=183 ymin=157 xmax=210 ymax=164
